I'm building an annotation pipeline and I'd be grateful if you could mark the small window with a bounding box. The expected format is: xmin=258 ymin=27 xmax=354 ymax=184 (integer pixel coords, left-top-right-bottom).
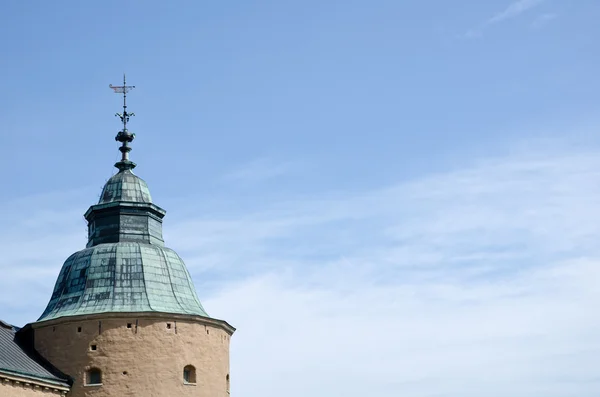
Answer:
xmin=183 ymin=365 xmax=196 ymax=384
xmin=86 ymin=368 xmax=102 ymax=385
xmin=77 ymin=327 xmax=82 ymax=333
xmin=226 ymin=373 xmax=230 ymax=392
xmin=127 ymin=323 xmax=132 ymax=329
xmin=90 ymin=344 xmax=97 ymax=351
xmin=167 ymin=323 xmax=172 ymax=329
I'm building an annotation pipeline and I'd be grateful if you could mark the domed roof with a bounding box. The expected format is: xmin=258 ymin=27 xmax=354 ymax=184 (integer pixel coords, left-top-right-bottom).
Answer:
xmin=38 ymin=242 xmax=208 ymax=322
xmin=37 ymin=85 xmax=217 ymax=325
xmin=99 ymin=169 xmax=152 ymax=204
xmin=37 ymin=163 xmax=211 ymax=322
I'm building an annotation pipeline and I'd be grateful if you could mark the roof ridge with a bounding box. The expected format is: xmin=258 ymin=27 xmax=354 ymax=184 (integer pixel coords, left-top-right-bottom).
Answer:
xmin=0 ymin=320 xmax=13 ymax=329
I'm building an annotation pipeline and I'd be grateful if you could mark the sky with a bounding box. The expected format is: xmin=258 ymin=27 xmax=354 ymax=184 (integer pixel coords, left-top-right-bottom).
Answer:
xmin=0 ymin=0 xmax=599 ymax=396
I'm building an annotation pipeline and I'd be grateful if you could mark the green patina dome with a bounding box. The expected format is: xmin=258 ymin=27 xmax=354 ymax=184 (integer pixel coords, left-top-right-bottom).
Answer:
xmin=99 ymin=169 xmax=152 ymax=204
xmin=38 ymin=242 xmax=207 ymax=321
xmin=37 ymin=165 xmax=209 ymax=322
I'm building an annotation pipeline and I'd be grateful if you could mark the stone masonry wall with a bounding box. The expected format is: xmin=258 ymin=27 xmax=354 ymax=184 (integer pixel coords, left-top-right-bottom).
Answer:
xmin=33 ymin=316 xmax=231 ymax=397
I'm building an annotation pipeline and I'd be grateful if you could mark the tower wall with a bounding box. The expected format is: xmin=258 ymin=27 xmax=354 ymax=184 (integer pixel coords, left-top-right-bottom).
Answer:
xmin=32 ymin=314 xmax=232 ymax=397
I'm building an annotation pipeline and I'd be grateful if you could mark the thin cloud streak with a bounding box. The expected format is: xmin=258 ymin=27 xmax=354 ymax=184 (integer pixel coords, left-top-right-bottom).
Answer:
xmin=488 ymin=0 xmax=547 ymax=24
xmin=465 ymin=0 xmax=548 ymax=37
xmin=222 ymin=157 xmax=302 ymax=186
xmin=531 ymin=13 xmax=558 ymax=29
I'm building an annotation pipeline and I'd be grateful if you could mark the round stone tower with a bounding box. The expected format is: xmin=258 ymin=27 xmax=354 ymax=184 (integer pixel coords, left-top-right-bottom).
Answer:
xmin=31 ymin=78 xmax=234 ymax=397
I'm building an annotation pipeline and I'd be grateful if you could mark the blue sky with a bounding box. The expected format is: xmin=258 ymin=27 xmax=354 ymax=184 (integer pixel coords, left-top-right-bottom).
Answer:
xmin=1 ymin=1 xmax=600 ymax=396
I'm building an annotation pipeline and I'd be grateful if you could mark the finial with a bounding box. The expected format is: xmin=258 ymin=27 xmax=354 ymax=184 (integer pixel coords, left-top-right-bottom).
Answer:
xmin=109 ymin=74 xmax=137 ymax=171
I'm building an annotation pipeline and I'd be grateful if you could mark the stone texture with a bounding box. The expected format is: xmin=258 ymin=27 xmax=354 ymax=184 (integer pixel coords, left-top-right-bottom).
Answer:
xmin=33 ymin=315 xmax=232 ymax=397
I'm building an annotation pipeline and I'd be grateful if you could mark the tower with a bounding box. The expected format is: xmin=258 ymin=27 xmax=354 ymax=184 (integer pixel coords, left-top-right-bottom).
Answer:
xmin=30 ymin=77 xmax=234 ymax=396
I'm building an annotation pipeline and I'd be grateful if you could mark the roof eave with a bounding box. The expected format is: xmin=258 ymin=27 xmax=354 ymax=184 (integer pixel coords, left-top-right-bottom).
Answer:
xmin=30 ymin=311 xmax=236 ymax=335
xmin=0 ymin=369 xmax=71 ymax=391
xmin=84 ymin=201 xmax=167 ymax=219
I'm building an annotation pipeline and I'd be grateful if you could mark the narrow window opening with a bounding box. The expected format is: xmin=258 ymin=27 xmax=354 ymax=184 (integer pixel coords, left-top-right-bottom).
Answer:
xmin=226 ymin=373 xmax=230 ymax=392
xmin=90 ymin=344 xmax=97 ymax=351
xmin=183 ymin=365 xmax=196 ymax=384
xmin=86 ymin=368 xmax=102 ymax=386
xmin=127 ymin=323 xmax=132 ymax=329
xmin=77 ymin=327 xmax=82 ymax=333
xmin=167 ymin=323 xmax=172 ymax=329
xmin=206 ymin=329 xmax=209 ymax=335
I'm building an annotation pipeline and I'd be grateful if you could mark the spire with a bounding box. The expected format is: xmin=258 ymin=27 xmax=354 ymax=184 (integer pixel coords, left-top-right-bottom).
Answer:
xmin=109 ymin=74 xmax=136 ymax=171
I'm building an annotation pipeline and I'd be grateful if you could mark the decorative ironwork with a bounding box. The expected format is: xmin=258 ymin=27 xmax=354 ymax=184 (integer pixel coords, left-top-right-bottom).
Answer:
xmin=109 ymin=74 xmax=137 ymax=169
xmin=109 ymin=74 xmax=135 ymax=133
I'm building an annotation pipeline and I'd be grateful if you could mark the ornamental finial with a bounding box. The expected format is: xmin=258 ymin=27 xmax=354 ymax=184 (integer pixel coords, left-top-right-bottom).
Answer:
xmin=109 ymin=74 xmax=137 ymax=171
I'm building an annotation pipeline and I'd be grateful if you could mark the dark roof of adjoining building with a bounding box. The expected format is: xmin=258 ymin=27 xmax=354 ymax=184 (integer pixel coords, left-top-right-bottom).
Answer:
xmin=0 ymin=320 xmax=70 ymax=388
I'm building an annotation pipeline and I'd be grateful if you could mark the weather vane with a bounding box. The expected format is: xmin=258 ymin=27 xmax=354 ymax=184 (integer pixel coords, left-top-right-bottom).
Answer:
xmin=109 ymin=74 xmax=135 ymax=132
xmin=109 ymin=74 xmax=137 ymax=170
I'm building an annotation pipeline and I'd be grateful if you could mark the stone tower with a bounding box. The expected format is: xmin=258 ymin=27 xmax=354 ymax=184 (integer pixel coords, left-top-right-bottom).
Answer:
xmin=30 ymin=79 xmax=234 ymax=397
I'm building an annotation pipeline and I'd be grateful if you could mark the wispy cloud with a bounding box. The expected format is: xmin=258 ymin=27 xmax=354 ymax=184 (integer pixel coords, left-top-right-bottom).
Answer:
xmin=466 ymin=0 xmax=548 ymax=37
xmin=2 ymin=130 xmax=600 ymax=395
xmin=208 ymin=260 xmax=600 ymax=396
xmin=488 ymin=0 xmax=547 ymax=24
xmin=531 ymin=13 xmax=558 ymax=29
xmin=179 ymin=138 xmax=600 ymax=396
xmin=222 ymin=157 xmax=301 ymax=186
